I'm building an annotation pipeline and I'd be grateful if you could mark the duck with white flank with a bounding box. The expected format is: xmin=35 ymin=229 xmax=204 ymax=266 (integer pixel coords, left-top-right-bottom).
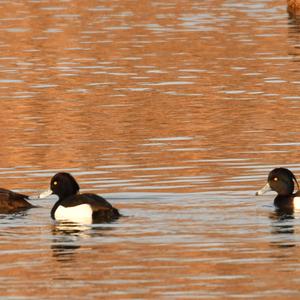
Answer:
xmin=39 ymin=172 xmax=120 ymax=224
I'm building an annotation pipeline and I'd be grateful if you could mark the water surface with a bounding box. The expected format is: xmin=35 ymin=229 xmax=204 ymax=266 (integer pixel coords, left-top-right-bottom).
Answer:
xmin=0 ymin=0 xmax=300 ymax=299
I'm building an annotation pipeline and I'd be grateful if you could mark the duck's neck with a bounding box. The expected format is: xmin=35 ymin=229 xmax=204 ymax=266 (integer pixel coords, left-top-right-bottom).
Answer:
xmin=50 ymin=198 xmax=63 ymax=219
xmin=274 ymin=195 xmax=294 ymax=209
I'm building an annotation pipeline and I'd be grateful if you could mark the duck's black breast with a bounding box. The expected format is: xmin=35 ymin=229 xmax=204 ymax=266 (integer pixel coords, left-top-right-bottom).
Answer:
xmin=0 ymin=189 xmax=33 ymax=213
xmin=274 ymin=194 xmax=294 ymax=209
xmin=52 ymin=193 xmax=120 ymax=222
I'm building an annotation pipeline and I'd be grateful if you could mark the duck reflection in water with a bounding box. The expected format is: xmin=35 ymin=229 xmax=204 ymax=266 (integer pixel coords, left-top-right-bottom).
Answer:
xmin=51 ymin=221 xmax=115 ymax=262
xmin=269 ymin=209 xmax=297 ymax=249
xmin=51 ymin=221 xmax=90 ymax=262
xmin=270 ymin=209 xmax=295 ymax=233
xmin=0 ymin=210 xmax=30 ymax=221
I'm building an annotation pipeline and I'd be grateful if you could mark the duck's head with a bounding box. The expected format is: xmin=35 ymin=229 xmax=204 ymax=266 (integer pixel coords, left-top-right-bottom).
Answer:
xmin=256 ymin=168 xmax=299 ymax=196
xmin=40 ymin=172 xmax=80 ymax=199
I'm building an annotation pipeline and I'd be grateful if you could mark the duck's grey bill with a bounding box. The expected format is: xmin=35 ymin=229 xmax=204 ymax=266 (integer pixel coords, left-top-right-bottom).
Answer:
xmin=256 ymin=183 xmax=271 ymax=196
xmin=39 ymin=189 xmax=53 ymax=199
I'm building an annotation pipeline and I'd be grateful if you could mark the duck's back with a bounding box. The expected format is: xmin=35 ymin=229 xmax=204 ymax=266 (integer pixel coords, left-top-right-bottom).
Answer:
xmin=0 ymin=189 xmax=33 ymax=213
xmin=84 ymin=193 xmax=120 ymax=221
xmin=53 ymin=193 xmax=120 ymax=222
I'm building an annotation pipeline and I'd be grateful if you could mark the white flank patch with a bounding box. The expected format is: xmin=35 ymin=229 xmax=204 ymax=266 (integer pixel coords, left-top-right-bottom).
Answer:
xmin=54 ymin=204 xmax=93 ymax=224
xmin=294 ymin=197 xmax=300 ymax=210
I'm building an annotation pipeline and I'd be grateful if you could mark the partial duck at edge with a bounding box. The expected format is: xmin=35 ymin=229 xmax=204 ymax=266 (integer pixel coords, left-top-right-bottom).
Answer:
xmin=256 ymin=167 xmax=300 ymax=210
xmin=0 ymin=188 xmax=34 ymax=213
xmin=288 ymin=0 xmax=300 ymax=15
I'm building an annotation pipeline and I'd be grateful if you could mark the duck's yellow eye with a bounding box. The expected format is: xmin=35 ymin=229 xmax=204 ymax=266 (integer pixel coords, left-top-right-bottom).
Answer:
xmin=274 ymin=177 xmax=278 ymax=181
xmin=53 ymin=181 xmax=58 ymax=185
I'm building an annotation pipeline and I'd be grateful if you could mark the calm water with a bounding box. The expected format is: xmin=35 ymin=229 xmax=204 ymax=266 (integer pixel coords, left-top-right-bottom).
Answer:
xmin=1 ymin=0 xmax=300 ymax=298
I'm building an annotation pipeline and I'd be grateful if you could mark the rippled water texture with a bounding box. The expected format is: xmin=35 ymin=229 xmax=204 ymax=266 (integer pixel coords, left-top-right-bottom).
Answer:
xmin=1 ymin=0 xmax=300 ymax=299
